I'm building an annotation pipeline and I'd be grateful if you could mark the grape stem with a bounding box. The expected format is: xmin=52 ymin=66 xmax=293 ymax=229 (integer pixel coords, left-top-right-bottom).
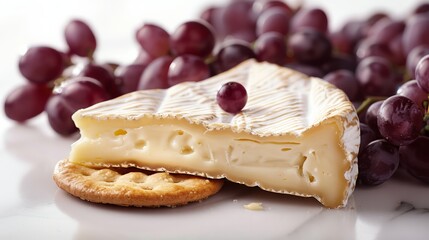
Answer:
xmin=356 ymin=96 xmax=387 ymax=114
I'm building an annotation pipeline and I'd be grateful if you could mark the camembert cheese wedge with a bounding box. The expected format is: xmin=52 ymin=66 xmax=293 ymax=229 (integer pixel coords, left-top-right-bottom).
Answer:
xmin=69 ymin=60 xmax=360 ymax=208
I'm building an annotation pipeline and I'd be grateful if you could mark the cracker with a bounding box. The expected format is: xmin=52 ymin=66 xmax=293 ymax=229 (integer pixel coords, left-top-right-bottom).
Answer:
xmin=53 ymin=159 xmax=224 ymax=207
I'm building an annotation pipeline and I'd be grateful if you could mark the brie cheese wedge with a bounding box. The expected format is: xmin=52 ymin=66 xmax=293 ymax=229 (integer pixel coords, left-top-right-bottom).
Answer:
xmin=69 ymin=60 xmax=360 ymax=208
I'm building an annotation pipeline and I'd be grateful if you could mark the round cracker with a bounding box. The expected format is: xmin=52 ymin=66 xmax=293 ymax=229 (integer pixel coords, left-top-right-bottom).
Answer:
xmin=53 ymin=159 xmax=224 ymax=207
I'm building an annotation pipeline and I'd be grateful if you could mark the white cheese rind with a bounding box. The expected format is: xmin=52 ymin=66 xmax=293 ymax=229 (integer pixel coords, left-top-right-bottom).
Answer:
xmin=70 ymin=60 xmax=360 ymax=208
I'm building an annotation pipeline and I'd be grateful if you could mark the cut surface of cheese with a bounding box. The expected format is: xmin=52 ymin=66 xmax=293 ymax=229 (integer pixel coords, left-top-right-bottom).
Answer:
xmin=69 ymin=60 xmax=360 ymax=208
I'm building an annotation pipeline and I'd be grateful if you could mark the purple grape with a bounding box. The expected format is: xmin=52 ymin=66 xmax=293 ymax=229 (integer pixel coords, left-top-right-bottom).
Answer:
xmin=368 ymin=19 xmax=405 ymax=44
xmin=138 ymin=56 xmax=172 ymax=90
xmin=320 ymin=54 xmax=356 ymax=73
xmin=134 ymin=49 xmax=156 ymax=66
xmin=397 ymin=80 xmax=428 ymax=110
xmin=256 ymin=7 xmax=291 ymax=36
xmin=4 ymin=83 xmax=52 ymax=122
xmin=323 ymin=70 xmax=360 ymax=101
xmin=365 ymin=100 xmax=383 ymax=135
xmin=402 ymin=13 xmax=429 ymax=54
xmin=216 ymin=42 xmax=256 ymax=72
xmin=170 ymin=21 xmax=216 ymax=58
xmin=285 ymin=63 xmax=324 ymax=78
xmin=217 ymin=82 xmax=247 ymax=114
xmin=46 ymin=77 xmax=109 ymax=135
xmin=359 ymin=123 xmax=378 ymax=155
xmin=415 ymin=54 xmax=429 ymax=93
xmin=290 ymin=8 xmax=328 ymax=33
xmin=340 ymin=20 xmax=367 ymax=48
xmin=224 ymin=30 xmax=257 ymax=43
xmin=78 ymin=63 xmax=118 ymax=98
xmin=115 ymin=64 xmax=146 ymax=95
xmin=221 ymin=0 xmax=256 ymax=35
xmin=168 ymin=55 xmax=210 ymax=87
xmin=413 ymin=3 xmax=429 ymax=15
xmin=329 ymin=31 xmax=353 ymax=55
xmin=64 ymin=19 xmax=96 ymax=57
xmin=355 ymin=39 xmax=392 ymax=62
xmin=406 ymin=45 xmax=429 ymax=79
xmin=254 ymin=32 xmax=287 ymax=65
xmin=18 ymin=46 xmax=64 ymax=84
xmin=287 ymin=28 xmax=332 ymax=64
xmin=256 ymin=0 xmax=293 ymax=16
xmin=399 ymin=136 xmax=429 ymax=183
xmin=358 ymin=139 xmax=400 ymax=186
xmin=135 ymin=23 xmax=170 ymax=58
xmin=355 ymin=56 xmax=396 ymax=97
xmin=377 ymin=95 xmax=424 ymax=146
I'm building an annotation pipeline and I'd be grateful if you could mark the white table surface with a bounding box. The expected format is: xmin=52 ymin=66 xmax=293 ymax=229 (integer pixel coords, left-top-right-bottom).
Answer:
xmin=1 ymin=1 xmax=428 ymax=239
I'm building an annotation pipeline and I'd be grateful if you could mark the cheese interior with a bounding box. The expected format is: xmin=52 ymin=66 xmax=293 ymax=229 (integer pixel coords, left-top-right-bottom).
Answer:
xmin=71 ymin=117 xmax=348 ymax=208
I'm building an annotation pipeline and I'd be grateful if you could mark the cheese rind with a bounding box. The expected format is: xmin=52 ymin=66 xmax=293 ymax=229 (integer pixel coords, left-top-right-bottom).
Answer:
xmin=70 ymin=60 xmax=360 ymax=208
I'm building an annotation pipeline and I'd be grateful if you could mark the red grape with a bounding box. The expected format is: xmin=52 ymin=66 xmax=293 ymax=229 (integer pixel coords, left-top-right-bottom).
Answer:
xmin=138 ymin=56 xmax=172 ymax=90
xmin=321 ymin=54 xmax=356 ymax=73
xmin=168 ymin=55 xmax=210 ymax=87
xmin=18 ymin=46 xmax=64 ymax=84
xmin=413 ymin=3 xmax=429 ymax=15
xmin=135 ymin=23 xmax=170 ymax=58
xmin=64 ymin=19 xmax=97 ymax=58
xmin=170 ymin=21 xmax=216 ymax=58
xmin=290 ymin=8 xmax=328 ymax=33
xmin=406 ymin=45 xmax=429 ymax=79
xmin=256 ymin=7 xmax=291 ymax=36
xmin=402 ymin=13 xmax=429 ymax=54
xmin=216 ymin=41 xmax=256 ymax=72
xmin=255 ymin=0 xmax=293 ymax=16
xmin=415 ymin=54 xmax=429 ymax=93
xmin=224 ymin=30 xmax=257 ymax=43
xmin=287 ymin=29 xmax=332 ymax=64
xmin=397 ymin=80 xmax=428 ymax=110
xmin=355 ymin=56 xmax=396 ymax=97
xmin=399 ymin=136 xmax=429 ymax=184
xmin=217 ymin=82 xmax=247 ymax=114
xmin=115 ymin=64 xmax=146 ymax=95
xmin=4 ymin=83 xmax=52 ymax=122
xmin=368 ymin=19 xmax=405 ymax=45
xmin=377 ymin=95 xmax=424 ymax=146
xmin=221 ymin=0 xmax=256 ymax=35
xmin=329 ymin=31 xmax=353 ymax=55
xmin=359 ymin=123 xmax=378 ymax=155
xmin=355 ymin=39 xmax=392 ymax=62
xmin=78 ymin=63 xmax=118 ymax=98
xmin=365 ymin=100 xmax=383 ymax=135
xmin=323 ymin=70 xmax=360 ymax=101
xmin=133 ymin=49 xmax=156 ymax=66
xmin=358 ymin=139 xmax=399 ymax=186
xmin=254 ymin=32 xmax=287 ymax=65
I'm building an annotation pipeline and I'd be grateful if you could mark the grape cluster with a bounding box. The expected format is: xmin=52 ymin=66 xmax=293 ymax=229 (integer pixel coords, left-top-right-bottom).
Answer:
xmin=4 ymin=0 xmax=429 ymax=186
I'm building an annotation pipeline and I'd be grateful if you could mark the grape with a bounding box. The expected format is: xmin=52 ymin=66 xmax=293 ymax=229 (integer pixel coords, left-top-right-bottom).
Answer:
xmin=377 ymin=95 xmax=424 ymax=146
xmin=340 ymin=20 xmax=367 ymax=48
xmin=388 ymin=35 xmax=406 ymax=66
xmin=216 ymin=42 xmax=256 ymax=72
xmin=46 ymin=77 xmax=109 ymax=135
xmin=287 ymin=29 xmax=332 ymax=64
xmin=329 ymin=31 xmax=353 ymax=55
xmin=254 ymin=32 xmax=287 ymax=65
xmin=359 ymin=123 xmax=378 ymax=154
xmin=290 ymin=8 xmax=328 ymax=33
xmin=217 ymin=82 xmax=247 ymax=114
xmin=415 ymin=55 xmax=429 ymax=93
xmin=355 ymin=56 xmax=396 ymax=97
xmin=397 ymin=80 xmax=428 ymax=110
xmin=170 ymin=21 xmax=216 ymax=58
xmin=78 ymin=63 xmax=118 ymax=98
xmin=115 ymin=64 xmax=146 ymax=95
xmin=168 ymin=55 xmax=210 ymax=87
xmin=221 ymin=0 xmax=256 ymax=35
xmin=402 ymin=13 xmax=429 ymax=54
xmin=358 ymin=139 xmax=400 ymax=186
xmin=285 ymin=63 xmax=324 ymax=78
xmin=413 ymin=3 xmax=429 ymax=15
xmin=135 ymin=23 xmax=170 ymax=58
xmin=255 ymin=0 xmax=293 ymax=16
xmin=406 ymin=45 xmax=429 ymax=79
xmin=138 ymin=56 xmax=172 ymax=90
xmin=64 ymin=19 xmax=97 ymax=58
xmin=256 ymin=7 xmax=291 ymax=36
xmin=18 ymin=46 xmax=64 ymax=84
xmin=368 ymin=19 xmax=405 ymax=45
xmin=320 ymin=54 xmax=356 ymax=73
xmin=355 ymin=39 xmax=392 ymax=62
xmin=323 ymin=70 xmax=360 ymax=101
xmin=224 ymin=30 xmax=257 ymax=43
xmin=4 ymin=83 xmax=52 ymax=122
xmin=365 ymin=100 xmax=383 ymax=135
xmin=134 ymin=49 xmax=156 ymax=66
xmin=399 ymin=136 xmax=429 ymax=183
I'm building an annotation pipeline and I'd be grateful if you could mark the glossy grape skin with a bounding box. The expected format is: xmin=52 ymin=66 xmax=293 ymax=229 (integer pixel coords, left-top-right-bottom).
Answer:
xmin=359 ymin=123 xmax=378 ymax=155
xmin=406 ymin=45 xmax=429 ymax=79
xmin=290 ymin=8 xmax=328 ymax=33
xmin=138 ymin=56 xmax=172 ymax=90
xmin=64 ymin=19 xmax=97 ymax=57
xmin=254 ymin=32 xmax=287 ymax=65
xmin=170 ymin=21 xmax=215 ymax=58
xmin=287 ymin=29 xmax=332 ymax=64
xmin=323 ymin=70 xmax=360 ymax=101
xmin=365 ymin=100 xmax=383 ymax=135
xmin=255 ymin=0 xmax=293 ymax=16
xmin=46 ymin=77 xmax=109 ymax=135
xmin=4 ymin=83 xmax=52 ymax=122
xmin=355 ymin=39 xmax=392 ymax=62
xmin=216 ymin=42 xmax=256 ymax=72
xmin=134 ymin=49 xmax=156 ymax=66
xmin=402 ymin=13 xmax=429 ymax=54
xmin=256 ymin=8 xmax=291 ymax=36
xmin=368 ymin=19 xmax=405 ymax=45
xmin=18 ymin=46 xmax=64 ymax=84
xmin=399 ymin=136 xmax=429 ymax=184
xmin=217 ymin=82 xmax=247 ymax=114
xmin=377 ymin=95 xmax=424 ymax=146
xmin=355 ymin=56 xmax=395 ymax=97
xmin=78 ymin=63 xmax=118 ymax=98
xmin=168 ymin=55 xmax=210 ymax=87
xmin=415 ymin=55 xmax=429 ymax=93
xmin=358 ymin=139 xmax=400 ymax=186
xmin=115 ymin=64 xmax=146 ymax=95
xmin=135 ymin=23 xmax=170 ymax=58
xmin=221 ymin=0 xmax=256 ymax=35
xmin=397 ymin=80 xmax=428 ymax=110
